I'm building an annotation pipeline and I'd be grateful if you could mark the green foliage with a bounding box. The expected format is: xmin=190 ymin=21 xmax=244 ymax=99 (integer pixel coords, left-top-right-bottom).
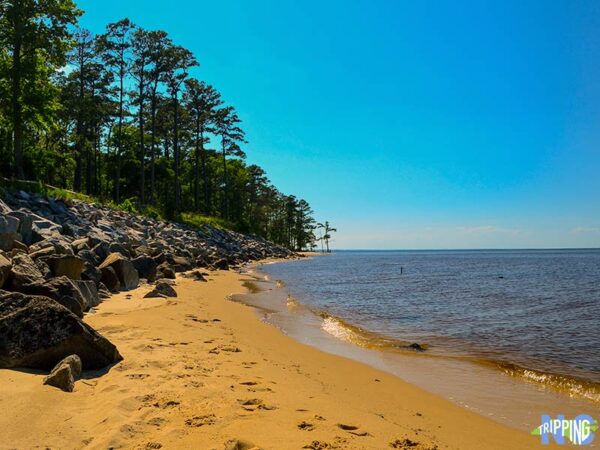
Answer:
xmin=179 ymin=212 xmax=232 ymax=231
xmin=0 ymin=1 xmax=329 ymax=251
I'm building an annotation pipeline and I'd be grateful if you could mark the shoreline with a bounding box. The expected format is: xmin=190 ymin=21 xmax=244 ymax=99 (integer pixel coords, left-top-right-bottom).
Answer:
xmin=240 ymin=259 xmax=599 ymax=433
xmin=0 ymin=267 xmax=542 ymax=449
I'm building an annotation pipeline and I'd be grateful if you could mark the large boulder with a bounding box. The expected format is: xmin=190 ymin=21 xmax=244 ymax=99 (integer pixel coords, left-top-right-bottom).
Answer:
xmin=100 ymin=266 xmax=120 ymax=292
xmin=0 ymin=254 xmax=11 ymax=289
xmin=7 ymin=210 xmax=33 ymax=245
xmin=16 ymin=276 xmax=86 ymax=318
xmin=99 ymin=253 xmax=139 ymax=290
xmin=0 ymin=214 xmax=20 ymax=234
xmin=73 ymin=280 xmax=100 ymax=310
xmin=0 ymin=292 xmax=122 ymax=370
xmin=131 ymin=255 xmax=157 ymax=282
xmin=8 ymin=253 xmax=44 ymax=289
xmin=45 ymin=255 xmax=85 ymax=280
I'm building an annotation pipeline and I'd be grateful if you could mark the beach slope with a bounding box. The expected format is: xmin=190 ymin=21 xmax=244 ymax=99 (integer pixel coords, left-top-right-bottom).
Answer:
xmin=0 ymin=271 xmax=539 ymax=449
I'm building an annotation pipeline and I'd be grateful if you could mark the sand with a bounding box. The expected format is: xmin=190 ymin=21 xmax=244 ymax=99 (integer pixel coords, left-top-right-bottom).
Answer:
xmin=0 ymin=270 xmax=540 ymax=450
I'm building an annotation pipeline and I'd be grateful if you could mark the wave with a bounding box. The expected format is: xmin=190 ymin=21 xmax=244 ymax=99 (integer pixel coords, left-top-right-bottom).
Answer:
xmin=242 ymin=265 xmax=600 ymax=405
xmin=314 ymin=310 xmax=600 ymax=404
xmin=497 ymin=362 xmax=600 ymax=403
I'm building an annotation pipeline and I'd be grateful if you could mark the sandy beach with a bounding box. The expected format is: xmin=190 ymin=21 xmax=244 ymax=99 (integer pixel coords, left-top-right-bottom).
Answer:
xmin=0 ymin=269 xmax=540 ymax=450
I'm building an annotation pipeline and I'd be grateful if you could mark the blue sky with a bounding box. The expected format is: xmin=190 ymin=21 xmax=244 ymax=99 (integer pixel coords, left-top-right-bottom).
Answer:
xmin=77 ymin=0 xmax=600 ymax=249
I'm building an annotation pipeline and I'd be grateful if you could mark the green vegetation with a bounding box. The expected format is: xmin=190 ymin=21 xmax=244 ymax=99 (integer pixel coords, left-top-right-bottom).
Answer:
xmin=0 ymin=0 xmax=336 ymax=251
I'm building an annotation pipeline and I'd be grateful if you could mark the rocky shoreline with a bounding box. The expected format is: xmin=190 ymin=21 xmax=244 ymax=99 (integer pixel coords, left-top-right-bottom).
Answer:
xmin=0 ymin=190 xmax=293 ymax=390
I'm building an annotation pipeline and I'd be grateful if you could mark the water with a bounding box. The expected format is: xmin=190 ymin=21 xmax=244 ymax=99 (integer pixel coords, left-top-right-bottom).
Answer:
xmin=238 ymin=249 xmax=600 ymax=430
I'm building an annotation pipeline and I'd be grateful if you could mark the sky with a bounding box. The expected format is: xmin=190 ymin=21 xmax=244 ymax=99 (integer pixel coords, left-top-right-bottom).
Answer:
xmin=77 ymin=0 xmax=600 ymax=249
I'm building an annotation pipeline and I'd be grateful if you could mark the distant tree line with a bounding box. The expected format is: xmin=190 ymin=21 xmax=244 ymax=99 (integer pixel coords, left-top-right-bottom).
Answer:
xmin=0 ymin=0 xmax=336 ymax=251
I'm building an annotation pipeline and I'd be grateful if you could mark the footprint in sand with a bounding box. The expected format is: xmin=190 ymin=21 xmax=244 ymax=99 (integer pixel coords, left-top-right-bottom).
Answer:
xmin=126 ymin=373 xmax=150 ymax=380
xmin=147 ymin=417 xmax=166 ymax=428
xmin=336 ymin=423 xmax=370 ymax=437
xmin=153 ymin=400 xmax=180 ymax=409
xmin=185 ymin=414 xmax=216 ymax=427
xmin=209 ymin=345 xmax=242 ymax=354
xmin=297 ymin=421 xmax=315 ymax=431
xmin=389 ymin=438 xmax=436 ymax=449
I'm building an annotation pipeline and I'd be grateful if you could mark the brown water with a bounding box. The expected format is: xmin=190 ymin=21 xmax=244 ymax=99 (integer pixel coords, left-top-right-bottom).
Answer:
xmin=232 ymin=250 xmax=600 ymax=433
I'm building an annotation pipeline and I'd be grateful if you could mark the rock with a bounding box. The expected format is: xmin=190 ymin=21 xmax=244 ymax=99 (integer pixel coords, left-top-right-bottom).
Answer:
xmin=73 ymin=280 xmax=100 ymax=310
xmin=132 ymin=255 xmax=157 ymax=282
xmin=8 ymin=253 xmax=44 ymax=289
xmin=16 ymin=276 xmax=86 ymax=318
xmin=168 ymin=255 xmax=192 ymax=271
xmin=0 ymin=292 xmax=122 ymax=370
xmin=0 ymin=232 xmax=21 ymax=252
xmin=157 ymin=263 xmax=176 ymax=279
xmin=43 ymin=355 xmax=82 ymax=392
xmin=28 ymin=244 xmax=56 ymax=260
xmin=81 ymin=262 xmax=102 ymax=284
xmin=100 ymin=266 xmax=120 ymax=292
xmin=0 ymin=214 xmax=20 ymax=234
xmin=109 ymin=242 xmax=131 ymax=258
xmin=7 ymin=210 xmax=33 ymax=244
xmin=0 ymin=254 xmax=11 ymax=289
xmin=45 ymin=255 xmax=85 ymax=280
xmin=71 ymin=237 xmax=89 ymax=253
xmin=97 ymin=282 xmax=111 ymax=299
xmin=144 ymin=282 xmax=177 ymax=298
xmin=212 ymin=258 xmax=229 ymax=270
xmin=99 ymin=253 xmax=139 ymax=291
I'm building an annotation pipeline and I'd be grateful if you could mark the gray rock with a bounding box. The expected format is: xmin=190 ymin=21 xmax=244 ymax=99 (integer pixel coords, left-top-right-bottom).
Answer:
xmin=157 ymin=263 xmax=176 ymax=279
xmin=45 ymin=255 xmax=85 ymax=280
xmin=8 ymin=253 xmax=44 ymax=289
xmin=43 ymin=354 xmax=82 ymax=392
xmin=100 ymin=266 xmax=120 ymax=292
xmin=99 ymin=253 xmax=139 ymax=290
xmin=73 ymin=280 xmax=100 ymax=310
xmin=16 ymin=276 xmax=85 ymax=318
xmin=0 ymin=232 xmax=22 ymax=252
xmin=7 ymin=210 xmax=33 ymax=245
xmin=144 ymin=282 xmax=177 ymax=298
xmin=0 ymin=254 xmax=11 ymax=289
xmin=132 ymin=255 xmax=157 ymax=282
xmin=0 ymin=214 xmax=20 ymax=234
xmin=0 ymin=292 xmax=122 ymax=370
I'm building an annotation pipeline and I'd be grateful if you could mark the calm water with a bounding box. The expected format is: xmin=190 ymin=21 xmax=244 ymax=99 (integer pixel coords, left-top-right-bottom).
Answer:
xmin=260 ymin=250 xmax=600 ymax=394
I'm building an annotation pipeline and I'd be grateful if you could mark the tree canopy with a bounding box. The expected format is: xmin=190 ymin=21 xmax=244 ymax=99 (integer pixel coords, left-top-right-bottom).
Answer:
xmin=0 ymin=0 xmax=337 ymax=251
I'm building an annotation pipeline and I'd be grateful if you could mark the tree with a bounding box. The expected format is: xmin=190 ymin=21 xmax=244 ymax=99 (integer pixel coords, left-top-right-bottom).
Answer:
xmin=0 ymin=0 xmax=81 ymax=179
xmin=145 ymin=30 xmax=171 ymax=203
xmin=130 ymin=27 xmax=151 ymax=204
xmin=183 ymin=78 xmax=222 ymax=213
xmin=98 ymin=18 xmax=134 ymax=202
xmin=317 ymin=221 xmax=337 ymax=253
xmin=70 ymin=28 xmax=95 ymax=192
xmin=213 ymin=106 xmax=245 ymax=220
xmin=163 ymin=45 xmax=197 ymax=212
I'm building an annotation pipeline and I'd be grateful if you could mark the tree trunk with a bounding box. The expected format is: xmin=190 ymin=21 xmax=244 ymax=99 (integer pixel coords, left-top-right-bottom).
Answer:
xmin=74 ymin=52 xmax=85 ymax=192
xmin=200 ymin=128 xmax=209 ymax=214
xmin=173 ymin=95 xmax=180 ymax=212
xmin=221 ymin=138 xmax=229 ymax=220
xmin=149 ymin=91 xmax=157 ymax=203
xmin=194 ymin=117 xmax=200 ymax=211
xmin=116 ymin=63 xmax=124 ymax=204
xmin=138 ymin=83 xmax=145 ymax=205
xmin=11 ymin=36 xmax=24 ymax=179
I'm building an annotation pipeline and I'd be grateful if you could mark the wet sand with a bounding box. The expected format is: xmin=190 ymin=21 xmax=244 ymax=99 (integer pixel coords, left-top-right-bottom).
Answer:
xmin=0 ymin=270 xmax=541 ymax=449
